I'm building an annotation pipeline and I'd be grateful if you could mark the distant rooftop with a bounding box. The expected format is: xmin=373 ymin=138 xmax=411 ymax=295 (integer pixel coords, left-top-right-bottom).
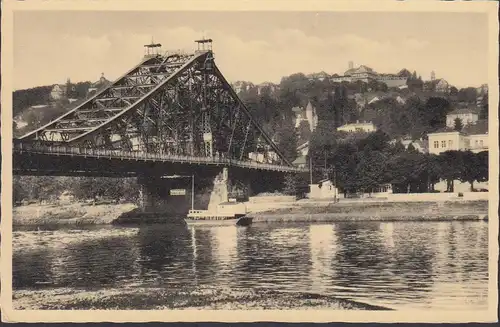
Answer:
xmin=448 ymin=108 xmax=480 ymax=115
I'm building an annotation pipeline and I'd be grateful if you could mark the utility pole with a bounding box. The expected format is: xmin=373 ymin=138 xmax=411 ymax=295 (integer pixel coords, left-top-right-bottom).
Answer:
xmin=191 ymin=174 xmax=195 ymax=210
xmin=333 ymin=165 xmax=337 ymax=203
xmin=309 ymin=156 xmax=313 ymax=185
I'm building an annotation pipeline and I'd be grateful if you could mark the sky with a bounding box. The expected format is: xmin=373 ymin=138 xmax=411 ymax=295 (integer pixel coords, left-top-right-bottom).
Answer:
xmin=13 ymin=11 xmax=489 ymax=90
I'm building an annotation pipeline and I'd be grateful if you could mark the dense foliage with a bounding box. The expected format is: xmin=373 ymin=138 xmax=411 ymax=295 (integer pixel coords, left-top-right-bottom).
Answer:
xmin=308 ymin=127 xmax=488 ymax=195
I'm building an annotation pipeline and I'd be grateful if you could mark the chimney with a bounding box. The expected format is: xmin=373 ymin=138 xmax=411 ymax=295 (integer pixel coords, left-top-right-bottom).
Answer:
xmin=348 ymin=61 xmax=354 ymax=70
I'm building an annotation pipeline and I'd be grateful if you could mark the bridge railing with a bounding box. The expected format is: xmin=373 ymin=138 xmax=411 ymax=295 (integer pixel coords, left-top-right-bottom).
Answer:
xmin=13 ymin=142 xmax=308 ymax=173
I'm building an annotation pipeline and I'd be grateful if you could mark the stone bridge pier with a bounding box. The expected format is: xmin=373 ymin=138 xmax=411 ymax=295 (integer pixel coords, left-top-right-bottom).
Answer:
xmin=136 ymin=166 xmax=286 ymax=217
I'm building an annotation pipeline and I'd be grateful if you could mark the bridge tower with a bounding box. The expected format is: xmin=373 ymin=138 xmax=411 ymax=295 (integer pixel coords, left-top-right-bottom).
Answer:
xmin=144 ymin=38 xmax=162 ymax=59
xmin=197 ymin=38 xmax=215 ymax=157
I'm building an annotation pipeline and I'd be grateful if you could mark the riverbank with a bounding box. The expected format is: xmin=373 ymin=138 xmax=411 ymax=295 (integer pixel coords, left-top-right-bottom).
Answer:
xmin=12 ymin=199 xmax=488 ymax=227
xmin=12 ymin=202 xmax=137 ymax=226
xmin=13 ymin=287 xmax=391 ymax=310
xmin=249 ymin=200 xmax=489 ymax=223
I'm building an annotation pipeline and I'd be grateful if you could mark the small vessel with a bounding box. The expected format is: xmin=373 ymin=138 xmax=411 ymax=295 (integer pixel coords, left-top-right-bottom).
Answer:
xmin=185 ymin=207 xmax=253 ymax=226
xmin=184 ymin=175 xmax=252 ymax=226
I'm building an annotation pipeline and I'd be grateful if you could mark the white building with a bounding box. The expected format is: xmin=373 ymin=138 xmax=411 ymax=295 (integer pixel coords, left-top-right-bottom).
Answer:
xmin=468 ymin=134 xmax=488 ymax=153
xmin=307 ymin=71 xmax=330 ymax=81
xmin=427 ymin=130 xmax=470 ymax=155
xmin=337 ymin=121 xmax=377 ymax=133
xmin=256 ymin=82 xmax=278 ymax=95
xmin=446 ymin=109 xmax=479 ymax=128
xmin=309 ymin=179 xmax=339 ymax=199
xmin=463 ymin=120 xmax=489 ymax=153
xmin=435 ymin=79 xmax=450 ymax=93
xmin=50 ymin=84 xmax=67 ymax=100
xmin=330 ymin=62 xmax=407 ymax=87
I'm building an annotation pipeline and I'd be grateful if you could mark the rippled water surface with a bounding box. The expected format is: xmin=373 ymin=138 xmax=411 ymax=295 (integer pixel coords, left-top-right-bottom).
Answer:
xmin=13 ymin=221 xmax=489 ymax=310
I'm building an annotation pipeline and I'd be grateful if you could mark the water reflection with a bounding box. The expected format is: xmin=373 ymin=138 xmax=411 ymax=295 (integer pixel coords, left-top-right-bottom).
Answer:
xmin=309 ymin=224 xmax=336 ymax=293
xmin=13 ymin=221 xmax=489 ymax=310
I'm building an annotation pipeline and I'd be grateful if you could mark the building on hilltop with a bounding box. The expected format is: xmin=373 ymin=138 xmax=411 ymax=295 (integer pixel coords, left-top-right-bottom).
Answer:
xmin=256 ymin=82 xmax=279 ymax=95
xmin=331 ymin=64 xmax=377 ymax=83
xmin=376 ymin=74 xmax=409 ymax=88
xmin=88 ymin=73 xmax=110 ymax=95
xmin=50 ymin=84 xmax=67 ymax=100
xmin=424 ymin=78 xmax=450 ymax=93
xmin=337 ymin=121 xmax=377 ymax=133
xmin=330 ymin=62 xmax=407 ymax=88
xmin=306 ymin=71 xmax=330 ymax=81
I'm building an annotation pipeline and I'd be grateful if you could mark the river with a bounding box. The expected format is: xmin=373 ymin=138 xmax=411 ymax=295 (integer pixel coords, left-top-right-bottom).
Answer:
xmin=12 ymin=220 xmax=489 ymax=310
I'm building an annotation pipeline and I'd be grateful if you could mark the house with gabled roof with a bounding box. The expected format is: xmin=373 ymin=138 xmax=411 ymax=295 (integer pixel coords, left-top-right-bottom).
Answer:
xmin=446 ymin=108 xmax=479 ymax=128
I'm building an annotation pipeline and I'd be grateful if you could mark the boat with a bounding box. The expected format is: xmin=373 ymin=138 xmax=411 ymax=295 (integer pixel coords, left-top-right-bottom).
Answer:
xmin=185 ymin=201 xmax=252 ymax=226
xmin=185 ymin=208 xmax=253 ymax=226
xmin=183 ymin=175 xmax=252 ymax=226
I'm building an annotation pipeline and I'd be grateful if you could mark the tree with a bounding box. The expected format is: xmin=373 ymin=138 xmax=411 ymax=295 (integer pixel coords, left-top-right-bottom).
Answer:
xmin=454 ymin=117 xmax=463 ymax=131
xmin=476 ymin=151 xmax=489 ymax=184
xmin=332 ymin=142 xmax=359 ymax=196
xmin=457 ymin=87 xmax=478 ymax=104
xmin=459 ymin=151 xmax=480 ymax=191
xmin=423 ymin=97 xmax=451 ymax=129
xmin=426 ymin=154 xmax=442 ymax=191
xmin=297 ymin=120 xmax=312 ymax=143
xmin=283 ymin=173 xmax=298 ymax=196
xmin=406 ymin=143 xmax=417 ymax=153
xmin=358 ymin=130 xmax=390 ymax=152
xmin=387 ymin=152 xmax=428 ymax=193
xmin=355 ymin=150 xmax=389 ymax=194
xmin=275 ymin=119 xmax=299 ymax=162
xmin=439 ymin=151 xmax=464 ymax=192
xmin=479 ymin=93 xmax=488 ymax=120
xmin=391 ymin=141 xmax=406 ymax=155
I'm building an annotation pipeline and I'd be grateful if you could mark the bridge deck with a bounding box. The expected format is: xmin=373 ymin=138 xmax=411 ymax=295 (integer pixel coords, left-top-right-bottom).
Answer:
xmin=14 ymin=143 xmax=308 ymax=173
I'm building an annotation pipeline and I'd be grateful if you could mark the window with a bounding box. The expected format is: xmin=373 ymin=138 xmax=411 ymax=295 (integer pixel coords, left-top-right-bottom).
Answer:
xmin=480 ymin=140 xmax=484 ymax=146
xmin=441 ymin=141 xmax=446 ymax=148
xmin=448 ymin=140 xmax=453 ymax=147
xmin=434 ymin=141 xmax=439 ymax=148
xmin=475 ymin=140 xmax=479 ymax=145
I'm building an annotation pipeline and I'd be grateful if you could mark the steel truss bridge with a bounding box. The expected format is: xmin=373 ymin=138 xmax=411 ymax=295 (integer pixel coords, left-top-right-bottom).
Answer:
xmin=14 ymin=40 xmax=307 ymax=176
